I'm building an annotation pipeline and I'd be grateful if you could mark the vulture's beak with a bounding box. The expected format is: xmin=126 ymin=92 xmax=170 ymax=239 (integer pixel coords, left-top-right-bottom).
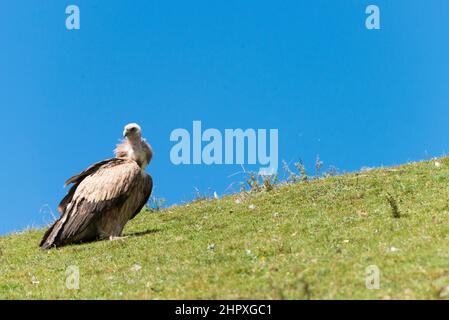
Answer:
xmin=123 ymin=130 xmax=128 ymax=138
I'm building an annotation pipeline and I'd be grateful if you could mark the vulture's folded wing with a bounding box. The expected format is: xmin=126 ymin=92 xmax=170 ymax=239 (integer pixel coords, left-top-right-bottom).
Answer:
xmin=41 ymin=158 xmax=143 ymax=247
xmin=58 ymin=158 xmax=119 ymax=214
xmin=130 ymin=173 xmax=153 ymax=220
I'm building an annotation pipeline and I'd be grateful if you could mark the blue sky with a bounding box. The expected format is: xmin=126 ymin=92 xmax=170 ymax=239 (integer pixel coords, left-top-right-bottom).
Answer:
xmin=1 ymin=1 xmax=448 ymax=234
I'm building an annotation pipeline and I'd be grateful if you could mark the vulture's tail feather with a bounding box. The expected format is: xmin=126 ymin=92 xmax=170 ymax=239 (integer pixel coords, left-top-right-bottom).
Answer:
xmin=39 ymin=227 xmax=56 ymax=249
xmin=39 ymin=219 xmax=65 ymax=249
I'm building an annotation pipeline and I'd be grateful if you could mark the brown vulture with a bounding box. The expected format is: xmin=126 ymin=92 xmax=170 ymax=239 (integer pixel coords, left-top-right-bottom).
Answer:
xmin=40 ymin=123 xmax=153 ymax=249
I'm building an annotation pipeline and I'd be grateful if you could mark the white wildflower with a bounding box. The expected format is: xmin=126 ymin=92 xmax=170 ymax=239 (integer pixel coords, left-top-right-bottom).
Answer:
xmin=130 ymin=264 xmax=142 ymax=272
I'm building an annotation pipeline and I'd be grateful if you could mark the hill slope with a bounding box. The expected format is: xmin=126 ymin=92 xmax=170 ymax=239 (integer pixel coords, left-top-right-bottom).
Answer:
xmin=2 ymin=157 xmax=449 ymax=299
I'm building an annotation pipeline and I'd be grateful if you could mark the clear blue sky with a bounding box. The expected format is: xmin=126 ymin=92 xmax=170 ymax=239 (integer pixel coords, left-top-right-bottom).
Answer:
xmin=1 ymin=1 xmax=449 ymax=234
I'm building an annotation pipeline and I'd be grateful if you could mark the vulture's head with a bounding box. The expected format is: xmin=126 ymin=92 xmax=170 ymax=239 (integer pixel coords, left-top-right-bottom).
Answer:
xmin=123 ymin=123 xmax=142 ymax=141
xmin=116 ymin=123 xmax=152 ymax=169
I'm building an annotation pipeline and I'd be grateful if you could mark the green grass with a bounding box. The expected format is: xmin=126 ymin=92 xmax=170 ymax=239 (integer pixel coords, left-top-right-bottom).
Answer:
xmin=2 ymin=157 xmax=449 ymax=299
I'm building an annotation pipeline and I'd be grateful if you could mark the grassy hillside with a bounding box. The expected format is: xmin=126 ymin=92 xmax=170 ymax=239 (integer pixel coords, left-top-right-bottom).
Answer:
xmin=2 ymin=157 xmax=449 ymax=299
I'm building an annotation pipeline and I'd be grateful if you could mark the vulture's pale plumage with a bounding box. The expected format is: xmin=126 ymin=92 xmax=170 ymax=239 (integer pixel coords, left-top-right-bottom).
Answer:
xmin=40 ymin=123 xmax=153 ymax=249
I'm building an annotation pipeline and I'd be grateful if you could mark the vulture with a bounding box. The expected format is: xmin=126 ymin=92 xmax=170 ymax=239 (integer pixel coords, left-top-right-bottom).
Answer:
xmin=40 ymin=123 xmax=153 ymax=249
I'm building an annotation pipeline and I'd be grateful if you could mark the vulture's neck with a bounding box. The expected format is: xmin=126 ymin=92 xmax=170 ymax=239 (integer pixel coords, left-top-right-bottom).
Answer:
xmin=115 ymin=138 xmax=150 ymax=171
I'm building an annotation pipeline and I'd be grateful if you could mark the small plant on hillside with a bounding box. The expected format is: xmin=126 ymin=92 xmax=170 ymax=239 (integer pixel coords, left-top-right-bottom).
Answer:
xmin=283 ymin=160 xmax=298 ymax=183
xmin=386 ymin=193 xmax=401 ymax=218
xmin=262 ymin=174 xmax=278 ymax=191
xmin=243 ymin=171 xmax=278 ymax=192
xmin=193 ymin=187 xmax=216 ymax=201
xmin=323 ymin=165 xmax=338 ymax=178
xmin=246 ymin=172 xmax=261 ymax=192
xmin=294 ymin=161 xmax=308 ymax=182
xmin=148 ymin=196 xmax=166 ymax=212
xmin=315 ymin=155 xmax=323 ymax=178
xmin=282 ymin=160 xmax=311 ymax=183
